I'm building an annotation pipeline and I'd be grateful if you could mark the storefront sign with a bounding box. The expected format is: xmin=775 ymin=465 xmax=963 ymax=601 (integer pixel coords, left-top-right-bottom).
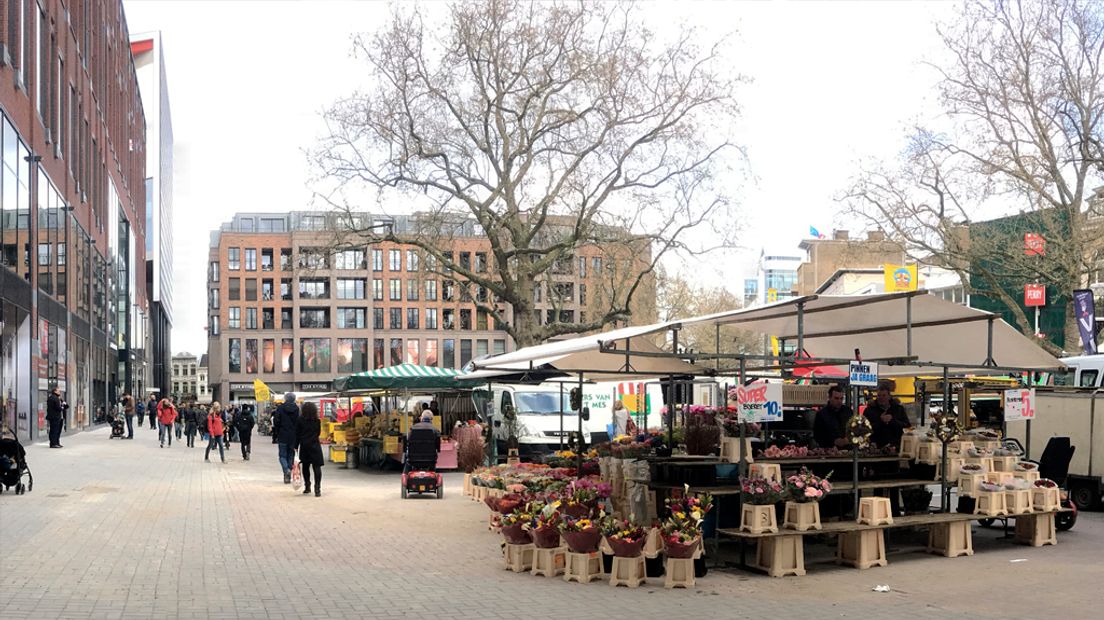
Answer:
xmin=1024 ymin=284 xmax=1046 ymax=307
xmin=734 ymin=382 xmax=783 ymax=423
xmin=229 ymin=383 xmax=253 ymax=391
xmin=300 ymin=382 xmax=332 ymax=391
xmin=848 ymin=361 xmax=879 ymax=387
xmin=1003 ymin=388 xmax=1036 ymax=421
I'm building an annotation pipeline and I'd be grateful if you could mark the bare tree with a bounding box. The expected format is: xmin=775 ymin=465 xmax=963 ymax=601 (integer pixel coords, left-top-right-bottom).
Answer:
xmin=655 ymin=269 xmax=760 ymax=360
xmin=313 ymin=0 xmax=742 ymax=347
xmin=843 ymin=0 xmax=1104 ymax=354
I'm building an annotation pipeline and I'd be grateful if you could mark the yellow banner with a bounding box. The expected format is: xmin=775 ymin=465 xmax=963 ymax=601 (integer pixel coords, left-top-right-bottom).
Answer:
xmin=884 ymin=263 xmax=918 ymax=292
xmin=253 ymin=379 xmax=271 ymax=402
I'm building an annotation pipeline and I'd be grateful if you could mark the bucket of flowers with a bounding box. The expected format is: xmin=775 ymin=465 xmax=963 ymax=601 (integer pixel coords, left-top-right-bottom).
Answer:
xmin=782 ymin=468 xmax=831 ymax=531
xmin=531 ymin=504 xmax=563 ymax=549
xmin=561 ymin=478 xmax=611 ymax=518
xmin=499 ymin=504 xmax=535 ymax=545
xmin=600 ymin=516 xmax=647 ymax=558
xmin=559 ymin=513 xmax=603 ymax=554
xmin=1014 ymin=461 xmax=1038 ymax=472
xmin=661 ymin=491 xmax=713 ymax=559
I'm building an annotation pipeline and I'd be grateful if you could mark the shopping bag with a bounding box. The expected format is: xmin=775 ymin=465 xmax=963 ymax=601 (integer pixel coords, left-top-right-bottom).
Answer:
xmin=291 ymin=461 xmax=303 ymax=491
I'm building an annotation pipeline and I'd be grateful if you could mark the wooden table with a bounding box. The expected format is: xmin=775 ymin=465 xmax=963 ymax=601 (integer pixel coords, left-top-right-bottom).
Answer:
xmin=754 ymin=456 xmax=908 ymax=465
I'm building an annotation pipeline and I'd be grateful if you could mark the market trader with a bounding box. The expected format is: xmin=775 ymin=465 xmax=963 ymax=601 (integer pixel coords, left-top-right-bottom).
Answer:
xmin=813 ymin=385 xmax=852 ymax=449
xmin=864 ymin=382 xmax=912 ymax=449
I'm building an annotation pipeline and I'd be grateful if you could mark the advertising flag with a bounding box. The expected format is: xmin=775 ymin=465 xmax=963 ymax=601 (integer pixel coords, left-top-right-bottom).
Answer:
xmin=1073 ymin=289 xmax=1098 ymax=355
xmin=253 ymin=379 xmax=271 ymax=402
xmin=883 ymin=263 xmax=918 ymax=292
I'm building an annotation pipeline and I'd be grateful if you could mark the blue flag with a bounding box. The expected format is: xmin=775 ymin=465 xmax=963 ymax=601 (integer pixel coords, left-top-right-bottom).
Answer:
xmin=809 ymin=226 xmax=825 ymax=239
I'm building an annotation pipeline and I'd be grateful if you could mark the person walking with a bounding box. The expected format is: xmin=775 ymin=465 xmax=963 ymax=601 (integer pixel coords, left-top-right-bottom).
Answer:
xmin=205 ymin=402 xmax=226 ymax=463
xmin=184 ymin=404 xmax=199 ymax=448
xmin=175 ymin=403 xmax=185 ymax=440
xmin=46 ymin=386 xmax=65 ymax=448
xmin=147 ymin=395 xmax=158 ymax=429
xmin=296 ymin=402 xmax=324 ymax=496
xmin=157 ymin=398 xmax=178 ymax=448
xmin=273 ymin=393 xmax=300 ymax=484
xmin=135 ymin=398 xmax=145 ymax=436
xmin=122 ymin=393 xmax=135 ymax=439
xmin=236 ymin=406 xmax=255 ymax=461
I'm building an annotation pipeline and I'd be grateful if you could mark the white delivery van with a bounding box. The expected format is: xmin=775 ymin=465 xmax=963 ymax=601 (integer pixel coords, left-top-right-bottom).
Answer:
xmin=1056 ymin=355 xmax=1104 ymax=388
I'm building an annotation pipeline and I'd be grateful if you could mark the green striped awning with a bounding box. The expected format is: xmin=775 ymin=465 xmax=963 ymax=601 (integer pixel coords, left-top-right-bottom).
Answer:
xmin=333 ymin=364 xmax=465 ymax=392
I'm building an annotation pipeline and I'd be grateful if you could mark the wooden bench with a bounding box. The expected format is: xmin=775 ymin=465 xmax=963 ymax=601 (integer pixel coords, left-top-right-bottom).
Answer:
xmin=718 ymin=509 xmax=1061 ymax=577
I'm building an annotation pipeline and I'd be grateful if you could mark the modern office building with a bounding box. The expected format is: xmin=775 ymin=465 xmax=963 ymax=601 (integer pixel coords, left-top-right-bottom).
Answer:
xmin=130 ymin=32 xmax=173 ymax=401
xmin=1 ymin=1 xmax=148 ymax=441
xmin=206 ymin=212 xmax=654 ymax=403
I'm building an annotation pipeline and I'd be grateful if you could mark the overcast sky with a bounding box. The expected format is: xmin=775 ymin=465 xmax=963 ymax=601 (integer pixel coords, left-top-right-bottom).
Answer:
xmin=122 ymin=0 xmax=957 ymax=355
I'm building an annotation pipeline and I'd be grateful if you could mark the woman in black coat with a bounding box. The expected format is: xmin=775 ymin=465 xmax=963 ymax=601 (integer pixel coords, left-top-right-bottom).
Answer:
xmin=295 ymin=402 xmax=325 ymax=497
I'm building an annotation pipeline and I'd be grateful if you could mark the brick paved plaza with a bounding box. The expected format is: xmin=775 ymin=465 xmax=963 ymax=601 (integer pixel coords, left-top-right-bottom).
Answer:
xmin=1 ymin=427 xmax=1101 ymax=620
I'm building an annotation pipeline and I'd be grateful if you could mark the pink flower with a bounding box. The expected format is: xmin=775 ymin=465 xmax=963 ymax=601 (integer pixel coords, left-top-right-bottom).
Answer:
xmin=804 ymin=487 xmax=821 ymax=499
xmin=794 ymin=480 xmax=805 ymax=488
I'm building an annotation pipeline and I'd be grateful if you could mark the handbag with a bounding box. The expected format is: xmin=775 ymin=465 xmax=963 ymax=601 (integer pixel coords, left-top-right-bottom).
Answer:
xmin=291 ymin=461 xmax=303 ymax=491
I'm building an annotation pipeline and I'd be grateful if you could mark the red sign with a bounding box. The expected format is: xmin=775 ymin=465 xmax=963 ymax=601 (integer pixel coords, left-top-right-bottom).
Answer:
xmin=1024 ymin=233 xmax=1046 ymax=256
xmin=1024 ymin=284 xmax=1046 ymax=307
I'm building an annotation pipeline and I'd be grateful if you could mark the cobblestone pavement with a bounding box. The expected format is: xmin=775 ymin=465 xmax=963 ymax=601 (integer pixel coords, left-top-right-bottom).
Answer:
xmin=1 ymin=426 xmax=1101 ymax=620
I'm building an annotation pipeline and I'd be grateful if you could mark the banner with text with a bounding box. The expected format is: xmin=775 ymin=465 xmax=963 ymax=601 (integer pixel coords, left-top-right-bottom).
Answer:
xmin=849 ymin=361 xmax=880 ymax=387
xmin=735 ymin=382 xmax=783 ymax=423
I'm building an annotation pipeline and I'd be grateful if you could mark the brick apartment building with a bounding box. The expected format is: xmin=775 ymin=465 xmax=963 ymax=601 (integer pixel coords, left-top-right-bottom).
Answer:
xmin=1 ymin=0 xmax=148 ymax=441
xmin=207 ymin=212 xmax=654 ymax=403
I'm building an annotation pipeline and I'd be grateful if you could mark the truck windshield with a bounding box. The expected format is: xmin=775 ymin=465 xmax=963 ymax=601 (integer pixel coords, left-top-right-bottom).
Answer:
xmin=514 ymin=392 xmax=573 ymax=415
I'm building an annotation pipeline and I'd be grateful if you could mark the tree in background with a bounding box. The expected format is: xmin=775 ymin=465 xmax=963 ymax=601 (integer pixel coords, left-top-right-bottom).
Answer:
xmin=843 ymin=0 xmax=1104 ymax=354
xmin=314 ymin=0 xmax=743 ymax=347
xmin=656 ymin=270 xmax=760 ymax=360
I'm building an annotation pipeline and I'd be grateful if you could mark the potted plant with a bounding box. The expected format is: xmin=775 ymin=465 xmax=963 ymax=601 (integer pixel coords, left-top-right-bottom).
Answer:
xmin=782 ymin=468 xmax=831 ymax=531
xmin=739 ymin=475 xmax=782 ymax=534
xmin=559 ymin=514 xmax=603 ymax=554
xmin=661 ymin=492 xmax=713 ymax=559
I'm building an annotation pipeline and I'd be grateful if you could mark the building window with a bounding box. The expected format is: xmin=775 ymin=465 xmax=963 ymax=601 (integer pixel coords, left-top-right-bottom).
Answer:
xmin=372 ymin=249 xmax=383 ymax=271
xmin=209 ymin=288 xmax=220 ymax=309
xmin=260 ymin=217 xmax=286 ymax=232
xmin=239 ymin=218 xmax=255 ymax=232
xmin=373 ymin=279 xmax=384 ymax=301
xmin=579 ymin=256 xmax=587 ymax=278
xmin=262 ymin=279 xmax=274 ymax=301
xmin=209 ymin=261 xmax=220 ymax=282
xmin=337 ymin=307 xmax=367 ymax=329
xmin=406 ymin=339 xmax=420 ymax=364
xmin=460 ymin=309 xmax=472 ymax=330
xmin=300 ymin=338 xmax=332 ymax=373
xmin=229 ymin=339 xmax=241 ymax=372
xmin=425 ymin=254 xmax=438 ymax=272
xmin=477 ymin=310 xmax=488 ymax=331
xmin=389 ymin=279 xmax=401 ymax=301
xmin=281 ymin=338 xmax=294 ymax=372
xmin=299 ymin=307 xmax=330 ymax=328
xmin=533 ymin=282 xmax=542 ymax=303
xmin=442 ymin=339 xmax=456 ymax=368
xmin=406 ymin=249 xmax=419 ymax=271
xmin=244 ymin=339 xmax=259 ymax=373
xmin=406 ymin=279 xmax=419 ymax=301
xmin=336 ymin=278 xmax=367 ymax=300
xmin=389 ymin=308 xmax=402 ymax=330
xmin=263 ymin=339 xmax=276 ymax=373
xmin=262 ymin=308 xmax=275 ymax=330
xmin=476 ymin=339 xmax=489 ymax=358
xmin=336 ymin=249 xmax=365 ymax=270
xmin=298 ymin=247 xmax=328 ymax=270
xmin=246 ymin=308 xmax=258 ymax=329
xmin=424 ymin=339 xmax=439 ymax=366
xmin=579 ymin=283 xmax=587 ymax=305
xmin=476 ymin=286 xmax=488 ymax=303
xmin=298 ymin=278 xmax=330 ymax=299
xmin=442 ymin=309 xmax=455 ymax=330
xmin=425 ymin=308 xmax=438 ymax=330
xmin=407 ymin=308 xmax=419 ymax=329
xmin=443 ymin=280 xmax=455 ymax=302
xmin=459 ymin=252 xmax=471 ymax=271
xmin=389 ymin=249 xmax=402 ymax=271
xmin=424 ymin=280 xmax=437 ymax=301
xmin=229 ymin=278 xmax=241 ymax=301
xmin=390 ymin=338 xmax=404 ymax=365
xmin=281 ymin=278 xmax=292 ymax=300
xmin=245 ymin=248 xmax=257 ymax=271
xmin=280 ymin=248 xmax=292 ymax=270
xmin=592 ymin=256 xmax=602 ymax=274
xmin=475 ymin=252 xmax=487 ymax=273
xmin=228 ymin=248 xmax=240 ymax=270
xmin=281 ymin=308 xmax=293 ymax=329
xmin=261 ymin=248 xmax=274 ymax=271
xmin=493 ymin=339 xmax=506 ymax=355
xmin=337 ymin=338 xmax=369 ymax=373
xmin=373 ymin=308 xmax=385 ymax=330
xmin=552 ymin=282 xmax=574 ymax=304
xmin=229 ymin=307 xmax=241 ymax=329
xmin=210 ymin=316 xmax=220 ymax=336
xmin=245 ymin=279 xmax=258 ymax=302
xmin=460 ymin=339 xmax=473 ymax=367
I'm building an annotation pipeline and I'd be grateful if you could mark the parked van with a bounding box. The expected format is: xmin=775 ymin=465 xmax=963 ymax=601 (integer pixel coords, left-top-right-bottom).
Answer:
xmin=1056 ymin=355 xmax=1104 ymax=388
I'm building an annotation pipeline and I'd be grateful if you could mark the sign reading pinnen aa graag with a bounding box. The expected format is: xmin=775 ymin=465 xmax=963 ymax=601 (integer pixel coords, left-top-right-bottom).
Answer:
xmin=735 ymin=382 xmax=783 ymax=423
xmin=848 ymin=361 xmax=879 ymax=387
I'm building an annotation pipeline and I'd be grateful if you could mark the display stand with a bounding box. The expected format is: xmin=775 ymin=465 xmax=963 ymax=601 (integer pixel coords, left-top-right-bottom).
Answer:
xmin=608 ymin=555 xmax=647 ymax=588
xmin=837 ymin=530 xmax=887 ymax=569
xmin=663 ymin=558 xmax=696 ymax=589
xmin=927 ymin=521 xmax=974 ymax=557
xmin=974 ymin=490 xmax=1007 ymax=517
xmin=749 ymin=463 xmax=781 ymax=483
xmin=755 ymin=535 xmax=806 ymax=577
xmin=858 ymin=497 xmax=893 ymax=526
xmin=563 ymin=552 xmax=603 ymax=583
xmin=532 ymin=547 xmax=566 ymax=578
xmin=504 ymin=543 xmax=535 ymax=572
xmin=1032 ymin=487 xmax=1060 ymax=511
xmin=740 ymin=503 xmax=778 ymax=534
xmin=783 ymin=502 xmax=821 ymax=531
xmin=1005 ymin=490 xmax=1032 ymax=515
xmin=1015 ymin=512 xmax=1057 ymax=547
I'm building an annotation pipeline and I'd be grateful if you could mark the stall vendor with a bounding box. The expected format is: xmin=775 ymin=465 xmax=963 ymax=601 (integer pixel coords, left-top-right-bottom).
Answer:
xmin=864 ymin=383 xmax=912 ymax=449
xmin=813 ymin=385 xmax=852 ymax=449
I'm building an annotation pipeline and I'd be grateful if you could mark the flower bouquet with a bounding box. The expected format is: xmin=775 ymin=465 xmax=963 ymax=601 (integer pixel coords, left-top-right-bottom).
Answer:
xmin=1014 ymin=461 xmax=1038 ymax=472
xmin=1004 ymin=478 xmax=1032 ymax=491
xmin=1034 ymin=478 xmax=1058 ymax=489
xmin=784 ymin=468 xmax=832 ymax=502
xmin=977 ymin=480 xmax=1004 ymax=493
xmin=661 ymin=491 xmax=712 ymax=559
xmin=531 ymin=504 xmax=563 ymax=548
xmin=561 ymin=478 xmax=611 ymax=518
xmin=500 ymin=506 xmax=534 ymax=545
xmin=559 ymin=514 xmax=603 ymax=553
xmin=600 ymin=517 xmax=647 ymax=558
xmin=966 ymin=447 xmax=993 ymax=458
xmin=740 ymin=475 xmax=784 ymax=505
xmin=846 ymin=413 xmax=873 ymax=448
xmin=960 ymin=462 xmax=986 ymax=475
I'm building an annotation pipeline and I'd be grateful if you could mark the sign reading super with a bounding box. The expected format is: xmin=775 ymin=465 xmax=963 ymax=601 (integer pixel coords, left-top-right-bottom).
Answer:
xmin=848 ymin=361 xmax=879 ymax=387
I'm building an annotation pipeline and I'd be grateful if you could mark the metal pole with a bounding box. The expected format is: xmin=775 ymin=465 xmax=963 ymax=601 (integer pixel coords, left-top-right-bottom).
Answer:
xmin=985 ymin=317 xmax=996 ymax=366
xmin=715 ymin=323 xmax=721 ymax=372
xmin=906 ymin=294 xmax=913 ymax=358
xmin=576 ymin=372 xmax=584 ymax=477
xmin=942 ymin=366 xmax=952 ymax=512
xmin=559 ymin=383 xmax=564 ymax=450
xmin=796 ymin=301 xmax=806 ymax=359
xmin=852 ymin=384 xmax=860 ymax=518
xmin=738 ymin=357 xmax=747 ymax=479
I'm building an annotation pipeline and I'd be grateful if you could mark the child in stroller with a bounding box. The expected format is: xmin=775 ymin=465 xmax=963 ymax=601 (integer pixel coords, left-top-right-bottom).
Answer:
xmin=0 ymin=429 xmax=33 ymax=494
xmin=109 ymin=408 xmax=126 ymax=439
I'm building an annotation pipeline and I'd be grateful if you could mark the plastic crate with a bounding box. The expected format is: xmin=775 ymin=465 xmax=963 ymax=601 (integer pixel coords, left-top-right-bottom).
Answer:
xmin=329 ymin=445 xmax=348 ymax=463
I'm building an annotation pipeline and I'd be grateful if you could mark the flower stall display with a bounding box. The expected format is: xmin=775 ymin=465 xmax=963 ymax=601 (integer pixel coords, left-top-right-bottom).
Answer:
xmin=958 ymin=462 xmax=988 ymax=496
xmin=757 ymin=444 xmax=897 ymax=460
xmin=559 ymin=514 xmax=603 ymax=554
xmin=1013 ymin=460 xmax=1041 ymax=483
xmin=500 ymin=505 xmax=535 ymax=545
xmin=1032 ymin=478 xmax=1061 ymax=511
xmin=600 ymin=517 xmax=648 ymax=558
xmin=531 ymin=504 xmax=563 ymax=549
xmin=562 ymin=478 xmax=611 ymax=517
xmin=661 ymin=491 xmax=713 ymax=559
xmin=1003 ymin=479 xmax=1033 ymax=515
xmin=740 ymin=475 xmax=782 ymax=534
xmin=782 ymin=468 xmax=832 ymax=531
xmin=974 ymin=480 xmax=1008 ymax=517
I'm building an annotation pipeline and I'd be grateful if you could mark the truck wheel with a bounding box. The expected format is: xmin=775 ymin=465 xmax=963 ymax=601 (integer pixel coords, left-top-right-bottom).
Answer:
xmin=1070 ymin=484 xmax=1101 ymax=511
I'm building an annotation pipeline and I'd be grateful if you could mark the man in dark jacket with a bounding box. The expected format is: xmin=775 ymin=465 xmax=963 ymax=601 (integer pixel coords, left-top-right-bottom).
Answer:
xmin=46 ymin=386 xmax=65 ymax=448
xmin=273 ymin=393 xmax=300 ymax=483
xmin=864 ymin=383 xmax=912 ymax=449
xmin=813 ymin=385 xmax=852 ymax=449
xmin=236 ymin=406 xmax=256 ymax=461
xmin=147 ymin=395 xmax=158 ymax=429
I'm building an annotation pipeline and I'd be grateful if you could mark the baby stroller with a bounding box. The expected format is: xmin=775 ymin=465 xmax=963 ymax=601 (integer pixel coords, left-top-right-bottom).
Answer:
xmin=0 ymin=434 xmax=32 ymax=494
xmin=401 ymin=427 xmax=443 ymax=499
xmin=109 ymin=412 xmax=126 ymax=439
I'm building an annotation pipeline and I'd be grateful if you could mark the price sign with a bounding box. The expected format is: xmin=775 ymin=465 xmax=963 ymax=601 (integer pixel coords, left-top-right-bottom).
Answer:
xmin=735 ymin=382 xmax=783 ymax=423
xmin=849 ymin=361 xmax=879 ymax=387
xmin=1003 ymin=388 xmax=1036 ymax=421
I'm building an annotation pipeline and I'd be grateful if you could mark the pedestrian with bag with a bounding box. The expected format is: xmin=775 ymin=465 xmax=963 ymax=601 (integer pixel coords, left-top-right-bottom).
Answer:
xmin=157 ymin=397 xmax=178 ymax=448
xmin=205 ymin=402 xmax=226 ymax=463
xmin=46 ymin=386 xmax=65 ymax=448
xmin=236 ymin=405 xmax=255 ymax=461
xmin=122 ymin=393 xmax=136 ymax=439
xmin=296 ymin=402 xmax=324 ymax=497
xmin=273 ymin=393 xmax=300 ymax=484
